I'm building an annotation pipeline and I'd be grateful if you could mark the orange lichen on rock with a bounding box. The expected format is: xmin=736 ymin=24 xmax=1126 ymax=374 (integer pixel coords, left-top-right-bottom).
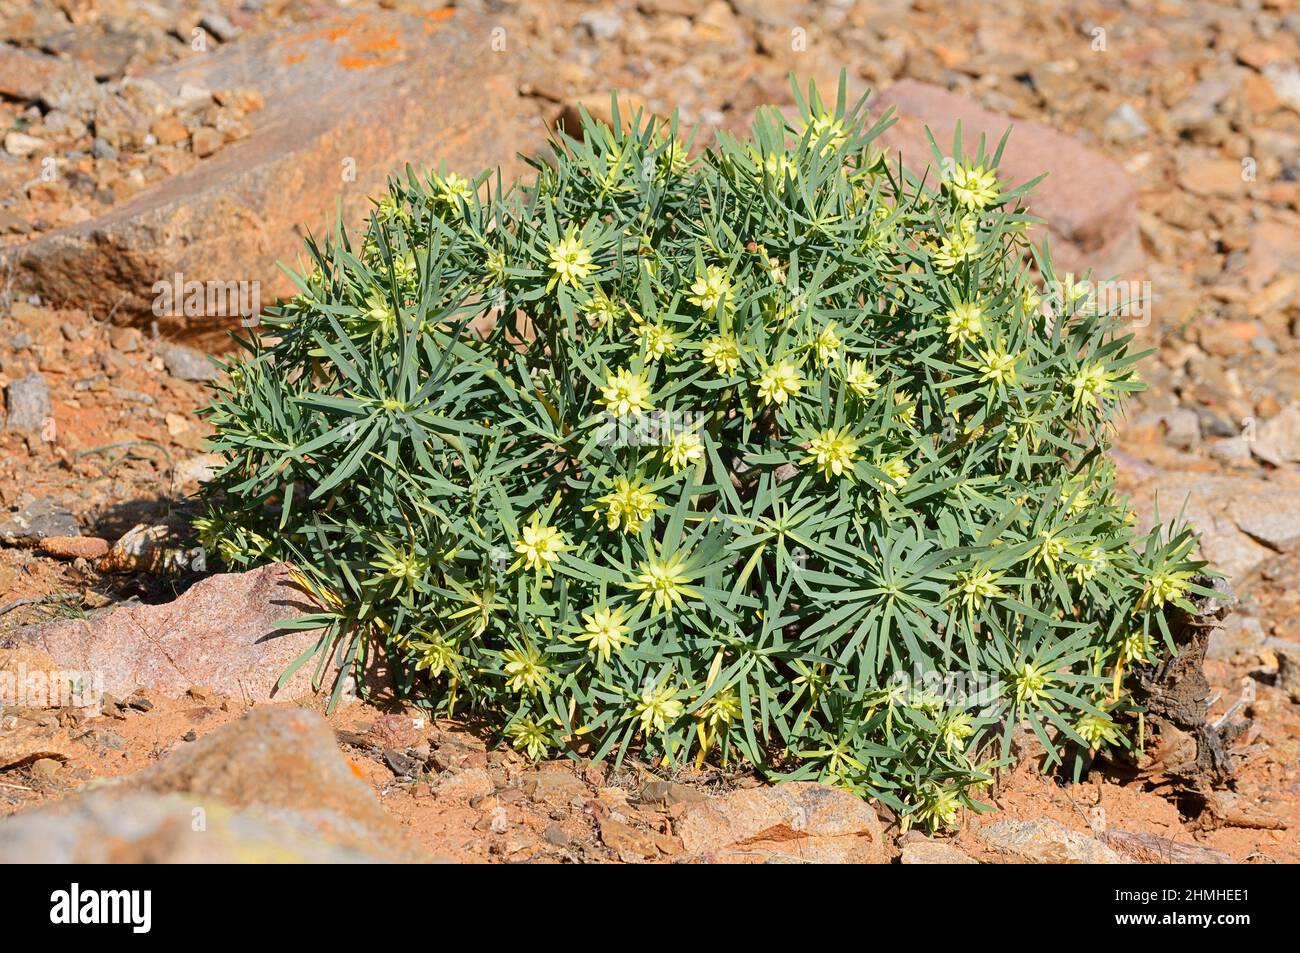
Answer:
xmin=275 ymin=15 xmax=409 ymax=69
xmin=277 ymin=14 xmax=367 ymax=49
xmin=421 ymin=8 xmax=455 ymax=33
xmin=338 ymin=28 xmax=404 ymax=69
xmin=353 ymin=30 xmax=401 ymax=53
xmin=338 ymin=54 xmax=391 ymax=70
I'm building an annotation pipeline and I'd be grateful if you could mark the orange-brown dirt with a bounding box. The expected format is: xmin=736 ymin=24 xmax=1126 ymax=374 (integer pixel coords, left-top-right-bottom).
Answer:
xmin=1 ymin=627 xmax=1295 ymax=863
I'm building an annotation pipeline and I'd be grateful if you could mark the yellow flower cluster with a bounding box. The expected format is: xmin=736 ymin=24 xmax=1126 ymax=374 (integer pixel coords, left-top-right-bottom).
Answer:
xmin=687 ymin=265 xmax=733 ymax=313
xmin=701 ymin=334 xmax=740 ymax=375
xmin=512 ymin=515 xmax=570 ymax=575
xmin=804 ymin=426 xmax=859 ymax=481
xmin=547 ymin=229 xmax=595 ymax=288
xmin=933 ymin=215 xmax=979 ymax=272
xmin=576 ymin=605 xmax=633 ymax=663
xmin=598 ymin=367 xmax=653 ymax=417
xmin=948 ymin=162 xmax=1000 ymax=210
xmin=593 ymin=476 xmax=661 ymax=534
xmin=756 ymin=359 xmax=805 ymax=406
xmin=944 ymin=300 xmax=984 ymax=344
xmin=662 ymin=429 xmax=705 ymax=472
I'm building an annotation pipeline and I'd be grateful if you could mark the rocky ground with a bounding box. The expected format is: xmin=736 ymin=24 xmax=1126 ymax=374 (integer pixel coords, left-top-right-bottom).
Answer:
xmin=1 ymin=0 xmax=1299 ymax=862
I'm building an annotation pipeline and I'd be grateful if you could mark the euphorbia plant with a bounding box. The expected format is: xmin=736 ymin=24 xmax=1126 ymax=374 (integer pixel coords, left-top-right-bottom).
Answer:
xmin=197 ymin=75 xmax=1210 ymax=829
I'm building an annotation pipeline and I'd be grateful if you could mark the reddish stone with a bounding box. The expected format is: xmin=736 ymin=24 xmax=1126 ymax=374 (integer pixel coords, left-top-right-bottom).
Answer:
xmin=37 ymin=535 xmax=110 ymax=560
xmin=0 ymin=709 xmax=429 ymax=862
xmin=190 ymin=126 xmax=224 ymax=158
xmin=0 ymin=727 xmax=75 ymax=770
xmin=0 ymin=46 xmax=100 ymax=117
xmin=150 ymin=115 xmax=189 ymax=146
xmin=1222 ymin=319 xmax=1260 ymax=342
xmin=676 ymin=781 xmax=887 ymax=863
xmin=1243 ymin=72 xmax=1280 ymax=114
xmin=599 ymin=817 xmax=660 ymax=860
xmin=1178 ymin=157 xmax=1248 ymax=197
xmin=126 ymin=707 xmax=418 ymax=860
xmin=18 ymin=562 xmax=386 ymax=703
xmin=1243 ymin=212 xmax=1300 ymax=291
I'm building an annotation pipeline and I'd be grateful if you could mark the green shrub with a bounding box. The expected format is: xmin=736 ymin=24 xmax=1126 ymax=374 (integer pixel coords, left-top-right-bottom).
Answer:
xmin=198 ymin=76 xmax=1210 ymax=828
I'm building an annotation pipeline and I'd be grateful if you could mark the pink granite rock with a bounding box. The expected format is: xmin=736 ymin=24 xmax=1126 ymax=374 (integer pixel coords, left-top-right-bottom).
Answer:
xmin=17 ymin=562 xmax=373 ymax=703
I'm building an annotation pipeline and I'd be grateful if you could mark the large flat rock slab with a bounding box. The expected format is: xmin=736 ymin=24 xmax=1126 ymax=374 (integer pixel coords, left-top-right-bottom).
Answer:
xmin=1 ymin=10 xmax=542 ymax=335
xmin=11 ymin=562 xmax=375 ymax=704
xmin=1127 ymin=471 xmax=1300 ymax=583
xmin=873 ymin=80 xmax=1143 ymax=280
xmin=676 ymin=781 xmax=887 ymax=863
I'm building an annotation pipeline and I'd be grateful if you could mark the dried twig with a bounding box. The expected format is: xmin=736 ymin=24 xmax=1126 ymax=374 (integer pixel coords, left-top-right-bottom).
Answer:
xmin=0 ymin=593 xmax=80 ymax=619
